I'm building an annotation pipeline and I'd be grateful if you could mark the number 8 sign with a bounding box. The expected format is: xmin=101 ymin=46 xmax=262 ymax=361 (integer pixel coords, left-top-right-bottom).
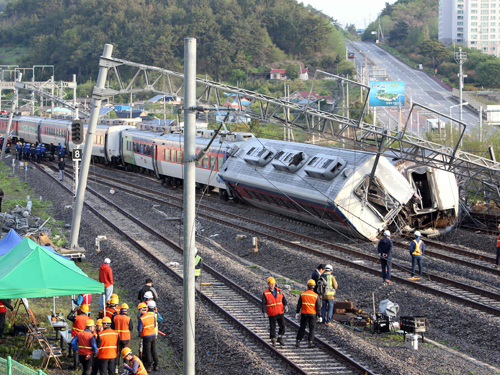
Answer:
xmin=73 ymin=149 xmax=82 ymax=161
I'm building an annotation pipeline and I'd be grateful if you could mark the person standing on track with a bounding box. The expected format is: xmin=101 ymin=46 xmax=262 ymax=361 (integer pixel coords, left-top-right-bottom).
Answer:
xmin=295 ymin=279 xmax=321 ymax=348
xmin=195 ymin=248 xmax=203 ymax=283
xmin=58 ymin=157 xmax=65 ymax=181
xmin=320 ymin=265 xmax=337 ymax=325
xmin=378 ymin=230 xmax=393 ymax=283
xmin=98 ymin=258 xmax=113 ymax=312
xmin=311 ymin=264 xmax=325 ymax=294
xmin=496 ymin=224 xmax=500 ymax=269
xmin=410 ymin=231 xmax=425 ymax=278
xmin=71 ymin=319 xmax=98 ymax=375
xmin=138 ymin=278 xmax=159 ymax=302
xmin=261 ymin=277 xmax=288 ymax=347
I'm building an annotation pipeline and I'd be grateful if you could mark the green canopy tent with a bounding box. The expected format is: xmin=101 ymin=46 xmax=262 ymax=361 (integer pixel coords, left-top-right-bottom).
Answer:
xmin=0 ymin=238 xmax=104 ymax=299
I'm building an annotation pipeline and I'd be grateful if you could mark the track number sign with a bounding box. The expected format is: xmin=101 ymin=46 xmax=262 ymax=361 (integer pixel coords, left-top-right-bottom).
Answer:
xmin=73 ymin=149 xmax=82 ymax=161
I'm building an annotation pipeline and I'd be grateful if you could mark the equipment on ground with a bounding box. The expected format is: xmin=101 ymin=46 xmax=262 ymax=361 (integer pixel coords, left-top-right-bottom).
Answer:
xmin=400 ymin=316 xmax=426 ymax=342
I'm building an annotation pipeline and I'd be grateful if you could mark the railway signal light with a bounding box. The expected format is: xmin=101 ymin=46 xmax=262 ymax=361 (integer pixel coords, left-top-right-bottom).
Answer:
xmin=72 ymin=120 xmax=83 ymax=145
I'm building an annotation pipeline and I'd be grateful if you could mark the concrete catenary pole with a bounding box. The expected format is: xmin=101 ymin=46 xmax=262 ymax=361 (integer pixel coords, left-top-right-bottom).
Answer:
xmin=1 ymin=73 xmax=21 ymax=161
xmin=183 ymin=37 xmax=196 ymax=375
xmin=69 ymin=44 xmax=113 ymax=248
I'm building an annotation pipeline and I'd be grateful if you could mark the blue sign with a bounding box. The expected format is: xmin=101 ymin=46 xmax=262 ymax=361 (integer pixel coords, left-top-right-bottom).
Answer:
xmin=368 ymin=81 xmax=405 ymax=107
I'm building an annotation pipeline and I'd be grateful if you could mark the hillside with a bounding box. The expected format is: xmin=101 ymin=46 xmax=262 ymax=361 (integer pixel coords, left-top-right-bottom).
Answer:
xmin=0 ymin=0 xmax=347 ymax=83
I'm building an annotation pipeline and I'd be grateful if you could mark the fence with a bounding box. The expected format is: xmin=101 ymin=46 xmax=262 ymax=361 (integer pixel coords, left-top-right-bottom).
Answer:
xmin=0 ymin=356 xmax=47 ymax=375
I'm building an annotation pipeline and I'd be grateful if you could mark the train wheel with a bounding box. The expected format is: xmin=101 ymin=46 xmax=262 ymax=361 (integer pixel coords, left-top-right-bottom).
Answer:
xmin=232 ymin=194 xmax=240 ymax=204
xmin=219 ymin=190 xmax=229 ymax=201
xmin=173 ymin=178 xmax=182 ymax=188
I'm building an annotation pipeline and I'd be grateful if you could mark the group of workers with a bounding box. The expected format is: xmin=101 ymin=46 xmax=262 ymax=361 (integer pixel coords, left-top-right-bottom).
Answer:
xmin=377 ymin=230 xmax=426 ymax=283
xmin=70 ymin=273 xmax=164 ymax=375
xmin=262 ymin=263 xmax=338 ymax=348
xmin=15 ymin=141 xmax=66 ymax=163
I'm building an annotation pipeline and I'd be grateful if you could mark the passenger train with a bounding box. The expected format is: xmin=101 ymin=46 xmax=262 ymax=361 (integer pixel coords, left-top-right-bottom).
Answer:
xmin=0 ymin=115 xmax=459 ymax=241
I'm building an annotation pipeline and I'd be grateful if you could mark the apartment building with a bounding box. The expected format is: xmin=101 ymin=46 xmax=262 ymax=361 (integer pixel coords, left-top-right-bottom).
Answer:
xmin=439 ymin=0 xmax=500 ymax=56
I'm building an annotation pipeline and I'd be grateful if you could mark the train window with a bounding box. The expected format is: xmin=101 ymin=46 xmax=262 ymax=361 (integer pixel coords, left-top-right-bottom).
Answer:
xmin=308 ymin=157 xmax=318 ymax=166
xmin=282 ymin=199 xmax=298 ymax=211
xmin=147 ymin=146 xmax=151 ymax=156
xmin=176 ymin=150 xmax=182 ymax=164
xmin=210 ymin=156 xmax=216 ymax=170
xmin=267 ymin=195 xmax=279 ymax=206
xmin=217 ymin=157 xmax=223 ymax=171
xmin=164 ymin=149 xmax=169 ymax=161
xmin=202 ymin=156 xmax=208 ymax=169
xmin=254 ymin=192 xmax=266 ymax=202
xmin=325 ymin=212 xmax=338 ymax=223
xmin=170 ymin=149 xmax=176 ymax=162
xmin=246 ymin=147 xmax=256 ymax=155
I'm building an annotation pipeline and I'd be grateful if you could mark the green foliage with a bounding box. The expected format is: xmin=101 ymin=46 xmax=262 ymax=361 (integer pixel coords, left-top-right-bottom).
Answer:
xmin=476 ymin=60 xmax=500 ymax=87
xmin=389 ymin=21 xmax=409 ymax=45
xmin=285 ymin=64 xmax=300 ymax=80
xmin=419 ymin=39 xmax=449 ymax=66
xmin=228 ymin=69 xmax=248 ymax=85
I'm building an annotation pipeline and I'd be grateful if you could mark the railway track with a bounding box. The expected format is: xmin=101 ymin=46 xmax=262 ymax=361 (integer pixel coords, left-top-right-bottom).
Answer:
xmin=49 ymin=162 xmax=500 ymax=321
xmin=36 ymin=163 xmax=376 ymax=375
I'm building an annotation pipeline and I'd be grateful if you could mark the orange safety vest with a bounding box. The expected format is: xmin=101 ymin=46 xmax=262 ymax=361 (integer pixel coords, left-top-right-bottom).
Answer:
xmin=113 ymin=314 xmax=131 ymax=341
xmin=139 ymin=312 xmax=156 ymax=337
xmin=264 ymin=288 xmax=284 ymax=317
xmin=300 ymin=290 xmax=318 ymax=315
xmin=77 ymin=330 xmax=94 ymax=355
xmin=412 ymin=240 xmax=423 ymax=256
xmin=105 ymin=308 xmax=116 ymax=319
xmin=72 ymin=314 xmax=89 ymax=337
xmin=131 ymin=356 xmax=148 ymax=375
xmin=0 ymin=301 xmax=5 ymax=314
xmin=97 ymin=328 xmax=119 ymax=359
xmin=114 ymin=306 xmax=121 ymax=314
xmin=497 ymin=234 xmax=500 ymax=248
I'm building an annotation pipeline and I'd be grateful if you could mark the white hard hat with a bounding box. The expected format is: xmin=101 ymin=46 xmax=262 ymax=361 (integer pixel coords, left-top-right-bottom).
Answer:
xmin=325 ymin=264 xmax=333 ymax=271
xmin=384 ymin=230 xmax=391 ymax=237
xmin=144 ymin=291 xmax=153 ymax=299
xmin=147 ymin=301 xmax=156 ymax=309
xmin=104 ymin=258 xmax=111 ymax=264
xmin=414 ymin=231 xmax=421 ymax=237
xmin=194 ymin=247 xmax=198 ymax=255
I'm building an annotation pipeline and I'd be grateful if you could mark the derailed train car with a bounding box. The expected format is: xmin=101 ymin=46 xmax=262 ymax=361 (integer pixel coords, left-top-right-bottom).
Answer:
xmin=219 ymin=138 xmax=459 ymax=241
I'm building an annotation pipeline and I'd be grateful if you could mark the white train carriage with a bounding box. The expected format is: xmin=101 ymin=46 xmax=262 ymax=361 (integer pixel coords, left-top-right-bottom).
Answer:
xmin=39 ymin=118 xmax=71 ymax=147
xmin=121 ymin=128 xmax=253 ymax=192
xmin=219 ymin=138 xmax=416 ymax=241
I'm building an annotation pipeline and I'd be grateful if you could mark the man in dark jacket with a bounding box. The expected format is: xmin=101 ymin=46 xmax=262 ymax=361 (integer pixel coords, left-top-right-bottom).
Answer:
xmin=410 ymin=231 xmax=425 ymax=278
xmin=0 ymin=299 xmax=14 ymax=342
xmin=378 ymin=230 xmax=393 ymax=283
xmin=58 ymin=158 xmax=65 ymax=181
xmin=138 ymin=279 xmax=159 ymax=302
xmin=311 ymin=264 xmax=325 ymax=294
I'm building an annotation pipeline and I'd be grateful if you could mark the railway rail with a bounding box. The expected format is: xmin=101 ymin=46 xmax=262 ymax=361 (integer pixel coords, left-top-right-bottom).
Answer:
xmin=36 ymin=163 xmax=376 ymax=375
xmin=48 ymin=162 xmax=500 ymax=320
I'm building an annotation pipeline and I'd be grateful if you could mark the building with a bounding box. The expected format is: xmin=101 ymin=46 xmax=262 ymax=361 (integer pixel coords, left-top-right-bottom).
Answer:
xmin=270 ymin=69 xmax=287 ymax=80
xmin=439 ymin=0 xmax=500 ymax=55
xmin=299 ymin=68 xmax=309 ymax=80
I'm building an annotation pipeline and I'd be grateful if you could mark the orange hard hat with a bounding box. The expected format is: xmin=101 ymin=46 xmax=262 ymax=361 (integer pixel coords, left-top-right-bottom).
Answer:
xmin=267 ymin=277 xmax=276 ymax=284
xmin=80 ymin=304 xmax=90 ymax=313
xmin=95 ymin=319 xmax=103 ymax=326
xmin=137 ymin=302 xmax=147 ymax=310
xmin=102 ymin=317 xmax=112 ymax=324
xmin=120 ymin=303 xmax=129 ymax=310
xmin=122 ymin=348 xmax=132 ymax=358
xmin=307 ymin=279 xmax=316 ymax=286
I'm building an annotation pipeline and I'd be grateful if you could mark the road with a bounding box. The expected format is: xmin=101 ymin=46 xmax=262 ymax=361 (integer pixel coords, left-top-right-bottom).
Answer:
xmin=347 ymin=41 xmax=479 ymax=135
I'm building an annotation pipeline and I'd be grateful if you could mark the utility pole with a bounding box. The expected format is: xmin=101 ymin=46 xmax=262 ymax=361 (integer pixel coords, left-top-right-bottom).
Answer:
xmin=479 ymin=106 xmax=483 ymax=143
xmin=69 ymin=44 xmax=113 ymax=248
xmin=183 ymin=37 xmax=197 ymax=375
xmin=1 ymin=74 xmax=21 ymax=161
xmin=454 ymin=47 xmax=467 ymax=121
xmin=346 ymin=74 xmax=350 ymax=119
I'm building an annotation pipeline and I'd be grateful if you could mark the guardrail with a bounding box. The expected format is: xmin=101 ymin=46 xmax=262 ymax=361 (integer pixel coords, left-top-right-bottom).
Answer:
xmin=452 ymin=88 xmax=484 ymax=113
xmin=0 ymin=356 xmax=47 ymax=375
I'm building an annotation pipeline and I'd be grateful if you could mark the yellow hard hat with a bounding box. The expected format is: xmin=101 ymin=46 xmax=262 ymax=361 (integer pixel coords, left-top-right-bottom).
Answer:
xmin=137 ymin=302 xmax=147 ymax=310
xmin=267 ymin=277 xmax=276 ymax=284
xmin=307 ymin=279 xmax=316 ymax=286
xmin=111 ymin=294 xmax=119 ymax=302
xmin=122 ymin=348 xmax=132 ymax=358
xmin=96 ymin=319 xmax=103 ymax=326
xmin=120 ymin=303 xmax=129 ymax=310
xmin=106 ymin=299 xmax=112 ymax=305
xmin=102 ymin=317 xmax=112 ymax=324
xmin=85 ymin=319 xmax=94 ymax=327
xmin=110 ymin=298 xmax=119 ymax=305
xmin=80 ymin=304 xmax=90 ymax=313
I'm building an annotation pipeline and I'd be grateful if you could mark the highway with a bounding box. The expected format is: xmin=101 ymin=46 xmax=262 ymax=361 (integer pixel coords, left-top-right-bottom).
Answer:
xmin=347 ymin=41 xmax=479 ymax=135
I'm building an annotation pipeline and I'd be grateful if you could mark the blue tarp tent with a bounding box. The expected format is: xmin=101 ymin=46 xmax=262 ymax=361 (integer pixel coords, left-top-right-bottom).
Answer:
xmin=0 ymin=229 xmax=66 ymax=258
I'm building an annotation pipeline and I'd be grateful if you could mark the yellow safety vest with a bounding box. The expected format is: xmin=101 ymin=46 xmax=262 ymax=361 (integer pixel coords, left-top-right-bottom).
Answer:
xmin=412 ymin=240 xmax=423 ymax=256
xmin=195 ymin=255 xmax=202 ymax=277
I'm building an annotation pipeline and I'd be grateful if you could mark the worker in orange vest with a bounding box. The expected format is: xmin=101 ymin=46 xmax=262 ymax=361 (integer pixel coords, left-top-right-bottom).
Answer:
xmin=261 ymin=277 xmax=288 ymax=347
xmin=122 ymin=348 xmax=148 ymax=375
xmin=137 ymin=302 xmax=147 ymax=361
xmin=96 ymin=317 xmax=119 ymax=375
xmin=99 ymin=298 xmax=118 ymax=320
xmin=295 ymin=279 xmax=321 ymax=348
xmin=112 ymin=303 xmax=133 ymax=369
xmin=496 ymin=224 xmax=500 ymax=269
xmin=71 ymin=319 xmax=97 ymax=375
xmin=138 ymin=302 xmax=157 ymax=371
xmin=90 ymin=320 xmax=103 ymax=375
xmin=71 ymin=304 xmax=91 ymax=337
xmin=110 ymin=294 xmax=121 ymax=314
xmin=410 ymin=231 xmax=425 ymax=278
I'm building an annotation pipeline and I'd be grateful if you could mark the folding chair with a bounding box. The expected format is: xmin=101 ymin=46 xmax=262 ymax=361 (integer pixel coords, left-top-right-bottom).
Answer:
xmin=38 ymin=334 xmax=63 ymax=370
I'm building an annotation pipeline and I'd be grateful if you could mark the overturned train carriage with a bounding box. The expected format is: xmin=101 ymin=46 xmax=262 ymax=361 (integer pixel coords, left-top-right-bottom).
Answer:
xmin=219 ymin=138 xmax=459 ymax=241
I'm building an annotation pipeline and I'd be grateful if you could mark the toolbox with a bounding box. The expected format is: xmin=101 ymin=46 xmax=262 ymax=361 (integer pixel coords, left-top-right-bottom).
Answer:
xmin=400 ymin=316 xmax=426 ymax=341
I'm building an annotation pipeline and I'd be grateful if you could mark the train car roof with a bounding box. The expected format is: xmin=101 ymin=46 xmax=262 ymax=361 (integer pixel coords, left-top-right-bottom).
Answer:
xmin=124 ymin=128 xmax=253 ymax=145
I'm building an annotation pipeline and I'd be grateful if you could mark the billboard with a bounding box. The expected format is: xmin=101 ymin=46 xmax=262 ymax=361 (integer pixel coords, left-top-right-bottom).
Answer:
xmin=368 ymin=81 xmax=405 ymax=107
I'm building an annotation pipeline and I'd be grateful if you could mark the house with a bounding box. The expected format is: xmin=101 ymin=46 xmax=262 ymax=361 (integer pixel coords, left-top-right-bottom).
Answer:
xmin=289 ymin=91 xmax=323 ymax=102
xmin=115 ymin=110 xmax=147 ymax=119
xmin=300 ymin=68 xmax=309 ymax=80
xmin=270 ymin=69 xmax=287 ymax=80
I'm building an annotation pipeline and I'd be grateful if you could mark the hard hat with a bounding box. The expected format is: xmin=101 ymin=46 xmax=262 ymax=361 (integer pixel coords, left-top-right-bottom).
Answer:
xmin=194 ymin=247 xmax=198 ymax=255
xmin=120 ymin=303 xmax=129 ymax=310
xmin=325 ymin=265 xmax=333 ymax=271
xmin=307 ymin=279 xmax=316 ymax=286
xmin=96 ymin=319 xmax=103 ymax=326
xmin=85 ymin=319 xmax=94 ymax=327
xmin=110 ymin=298 xmax=119 ymax=305
xmin=144 ymin=291 xmax=153 ymax=299
xmin=414 ymin=230 xmax=421 ymax=237
xmin=104 ymin=258 xmax=111 ymax=264
xmin=106 ymin=299 xmax=112 ymax=305
xmin=111 ymin=294 xmax=119 ymax=301
xmin=267 ymin=277 xmax=276 ymax=284
xmin=80 ymin=304 xmax=89 ymax=313
xmin=102 ymin=317 xmax=112 ymax=324
xmin=147 ymin=301 xmax=156 ymax=309
xmin=138 ymin=302 xmax=147 ymax=310
xmin=122 ymin=348 xmax=132 ymax=358
xmin=384 ymin=230 xmax=391 ymax=237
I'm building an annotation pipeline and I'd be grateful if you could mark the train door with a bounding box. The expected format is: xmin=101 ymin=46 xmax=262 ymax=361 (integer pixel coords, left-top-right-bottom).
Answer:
xmin=104 ymin=133 xmax=110 ymax=163
xmin=37 ymin=120 xmax=42 ymax=144
xmin=152 ymin=143 xmax=160 ymax=179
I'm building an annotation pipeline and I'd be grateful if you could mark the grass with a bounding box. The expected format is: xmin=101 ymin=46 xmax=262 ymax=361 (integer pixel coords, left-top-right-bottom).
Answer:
xmin=0 ymin=46 xmax=29 ymax=65
xmin=290 ymin=289 xmax=302 ymax=295
xmin=247 ymin=265 xmax=259 ymax=269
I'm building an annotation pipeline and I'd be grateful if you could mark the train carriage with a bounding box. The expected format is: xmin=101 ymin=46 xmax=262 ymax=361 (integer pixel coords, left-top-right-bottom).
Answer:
xmin=0 ymin=115 xmax=19 ymax=139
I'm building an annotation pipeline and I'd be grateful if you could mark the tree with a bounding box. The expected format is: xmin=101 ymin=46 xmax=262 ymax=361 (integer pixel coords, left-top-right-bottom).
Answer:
xmin=419 ymin=39 xmax=449 ymax=68
xmin=228 ymin=69 xmax=248 ymax=85
xmin=477 ymin=60 xmax=500 ymax=87
xmin=285 ymin=64 xmax=300 ymax=80
xmin=389 ymin=21 xmax=409 ymax=45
